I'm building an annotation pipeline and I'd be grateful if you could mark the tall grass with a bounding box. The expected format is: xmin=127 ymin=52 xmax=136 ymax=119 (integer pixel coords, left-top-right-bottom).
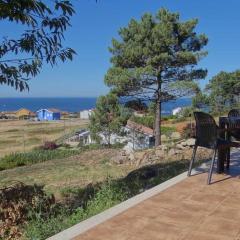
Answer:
xmin=24 ymin=182 xmax=127 ymax=240
xmin=0 ymin=143 xmax=123 ymax=171
xmin=0 ymin=149 xmax=81 ymax=171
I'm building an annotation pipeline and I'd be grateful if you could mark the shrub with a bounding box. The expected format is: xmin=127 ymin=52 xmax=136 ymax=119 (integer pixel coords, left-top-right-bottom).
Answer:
xmin=177 ymin=106 xmax=195 ymax=118
xmin=161 ymin=126 xmax=176 ymax=137
xmin=181 ymin=123 xmax=196 ymax=139
xmin=130 ymin=115 xmax=154 ymax=128
xmin=42 ymin=141 xmax=58 ymax=150
xmin=0 ymin=183 xmax=55 ymax=240
xmin=162 ymin=115 xmax=177 ymax=121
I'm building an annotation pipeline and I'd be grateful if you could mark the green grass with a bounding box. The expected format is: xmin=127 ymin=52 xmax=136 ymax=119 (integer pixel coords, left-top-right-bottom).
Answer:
xmin=161 ymin=126 xmax=176 ymax=136
xmin=0 ymin=149 xmax=82 ymax=171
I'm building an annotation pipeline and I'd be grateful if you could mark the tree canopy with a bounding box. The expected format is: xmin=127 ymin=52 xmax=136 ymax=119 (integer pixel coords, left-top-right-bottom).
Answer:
xmin=89 ymin=93 xmax=130 ymax=146
xmin=0 ymin=0 xmax=75 ymax=91
xmin=192 ymin=85 xmax=209 ymax=109
xmin=105 ymin=8 xmax=208 ymax=145
xmin=206 ymin=70 xmax=240 ymax=113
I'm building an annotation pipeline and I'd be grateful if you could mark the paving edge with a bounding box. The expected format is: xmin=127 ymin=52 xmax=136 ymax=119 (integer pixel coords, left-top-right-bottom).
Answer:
xmin=47 ymin=164 xmax=207 ymax=240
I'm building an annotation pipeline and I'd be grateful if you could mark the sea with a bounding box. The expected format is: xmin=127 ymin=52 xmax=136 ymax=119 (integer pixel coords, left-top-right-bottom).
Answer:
xmin=0 ymin=97 xmax=192 ymax=115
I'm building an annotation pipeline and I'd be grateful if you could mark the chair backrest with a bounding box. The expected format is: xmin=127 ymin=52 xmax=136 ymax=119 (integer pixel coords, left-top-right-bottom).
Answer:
xmin=228 ymin=109 xmax=240 ymax=140
xmin=194 ymin=112 xmax=218 ymax=148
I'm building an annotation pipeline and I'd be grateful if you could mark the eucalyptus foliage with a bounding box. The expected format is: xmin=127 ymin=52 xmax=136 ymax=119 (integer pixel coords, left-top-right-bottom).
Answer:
xmin=105 ymin=8 xmax=208 ymax=145
xmin=0 ymin=0 xmax=76 ymax=91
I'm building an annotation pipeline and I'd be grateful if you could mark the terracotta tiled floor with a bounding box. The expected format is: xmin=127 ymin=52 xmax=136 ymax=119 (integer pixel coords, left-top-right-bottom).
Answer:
xmin=73 ymin=152 xmax=240 ymax=240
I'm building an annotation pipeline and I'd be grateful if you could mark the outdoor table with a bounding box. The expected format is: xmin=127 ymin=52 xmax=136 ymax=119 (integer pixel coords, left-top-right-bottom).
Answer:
xmin=218 ymin=116 xmax=240 ymax=173
xmin=218 ymin=116 xmax=229 ymax=173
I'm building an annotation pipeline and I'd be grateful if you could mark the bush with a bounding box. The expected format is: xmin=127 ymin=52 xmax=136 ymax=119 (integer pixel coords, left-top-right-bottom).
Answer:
xmin=162 ymin=115 xmax=177 ymax=121
xmin=181 ymin=123 xmax=196 ymax=139
xmin=0 ymin=183 xmax=55 ymax=240
xmin=177 ymin=106 xmax=195 ymax=118
xmin=42 ymin=141 xmax=58 ymax=150
xmin=161 ymin=126 xmax=176 ymax=137
xmin=130 ymin=115 xmax=154 ymax=128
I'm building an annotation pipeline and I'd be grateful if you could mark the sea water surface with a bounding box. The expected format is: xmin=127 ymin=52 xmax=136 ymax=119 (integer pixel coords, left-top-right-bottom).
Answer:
xmin=0 ymin=97 xmax=191 ymax=115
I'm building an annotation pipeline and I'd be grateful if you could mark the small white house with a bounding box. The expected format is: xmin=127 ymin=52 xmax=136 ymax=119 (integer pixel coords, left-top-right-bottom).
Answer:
xmin=98 ymin=132 xmax=128 ymax=145
xmin=68 ymin=120 xmax=155 ymax=151
xmin=68 ymin=129 xmax=93 ymax=145
xmin=79 ymin=109 xmax=93 ymax=120
xmin=172 ymin=107 xmax=182 ymax=116
xmin=77 ymin=129 xmax=93 ymax=145
xmin=124 ymin=120 xmax=155 ymax=150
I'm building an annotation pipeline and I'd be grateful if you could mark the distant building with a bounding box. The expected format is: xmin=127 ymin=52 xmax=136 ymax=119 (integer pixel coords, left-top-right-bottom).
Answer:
xmin=15 ymin=108 xmax=35 ymax=120
xmin=61 ymin=111 xmax=69 ymax=118
xmin=172 ymin=107 xmax=182 ymax=116
xmin=76 ymin=129 xmax=93 ymax=145
xmin=67 ymin=120 xmax=155 ymax=151
xmin=133 ymin=110 xmax=146 ymax=117
xmin=37 ymin=108 xmax=61 ymax=121
xmin=79 ymin=109 xmax=93 ymax=120
xmin=0 ymin=111 xmax=16 ymax=119
xmin=125 ymin=120 xmax=155 ymax=150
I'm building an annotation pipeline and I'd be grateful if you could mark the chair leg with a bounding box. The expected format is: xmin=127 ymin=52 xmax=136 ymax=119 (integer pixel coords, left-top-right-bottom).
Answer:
xmin=226 ymin=147 xmax=230 ymax=170
xmin=188 ymin=145 xmax=197 ymax=177
xmin=207 ymin=149 xmax=217 ymax=185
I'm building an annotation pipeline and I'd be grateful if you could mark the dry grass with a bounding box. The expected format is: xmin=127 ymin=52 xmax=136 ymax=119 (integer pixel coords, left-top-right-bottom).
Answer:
xmin=0 ymin=149 xmax=135 ymax=199
xmin=0 ymin=119 xmax=89 ymax=157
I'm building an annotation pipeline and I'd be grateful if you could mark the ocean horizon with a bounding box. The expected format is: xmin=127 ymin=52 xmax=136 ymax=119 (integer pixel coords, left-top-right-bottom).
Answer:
xmin=0 ymin=97 xmax=192 ymax=115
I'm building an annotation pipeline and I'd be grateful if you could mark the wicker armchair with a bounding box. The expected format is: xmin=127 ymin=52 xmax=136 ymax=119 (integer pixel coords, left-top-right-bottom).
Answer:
xmin=188 ymin=112 xmax=238 ymax=184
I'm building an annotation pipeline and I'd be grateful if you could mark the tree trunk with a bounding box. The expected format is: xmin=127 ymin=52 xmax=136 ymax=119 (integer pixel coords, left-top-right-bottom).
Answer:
xmin=155 ymin=99 xmax=161 ymax=146
xmin=155 ymin=74 xmax=162 ymax=147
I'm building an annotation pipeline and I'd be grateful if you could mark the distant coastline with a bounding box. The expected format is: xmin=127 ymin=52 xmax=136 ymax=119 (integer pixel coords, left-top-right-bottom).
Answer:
xmin=0 ymin=97 xmax=192 ymax=115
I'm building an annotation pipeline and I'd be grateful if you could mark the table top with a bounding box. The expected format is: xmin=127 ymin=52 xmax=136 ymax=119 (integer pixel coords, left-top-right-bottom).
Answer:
xmin=219 ymin=116 xmax=240 ymax=123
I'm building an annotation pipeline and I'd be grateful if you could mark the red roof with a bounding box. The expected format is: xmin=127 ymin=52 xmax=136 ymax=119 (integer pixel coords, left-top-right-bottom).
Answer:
xmin=126 ymin=120 xmax=154 ymax=135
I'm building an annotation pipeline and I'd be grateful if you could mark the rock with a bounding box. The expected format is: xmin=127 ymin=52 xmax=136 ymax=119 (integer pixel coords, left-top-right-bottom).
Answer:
xmin=128 ymin=152 xmax=135 ymax=161
xmin=176 ymin=143 xmax=185 ymax=150
xmin=161 ymin=134 xmax=168 ymax=141
xmin=155 ymin=149 xmax=164 ymax=157
xmin=111 ymin=154 xmax=128 ymax=164
xmin=168 ymin=148 xmax=182 ymax=156
xmin=170 ymin=132 xmax=181 ymax=139
xmin=123 ymin=145 xmax=134 ymax=154
xmin=185 ymin=138 xmax=195 ymax=147
xmin=156 ymin=144 xmax=168 ymax=151
xmin=134 ymin=151 xmax=146 ymax=159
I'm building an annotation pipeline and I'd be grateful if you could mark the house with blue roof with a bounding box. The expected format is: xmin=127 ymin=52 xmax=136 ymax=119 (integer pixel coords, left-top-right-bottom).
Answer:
xmin=37 ymin=108 xmax=61 ymax=121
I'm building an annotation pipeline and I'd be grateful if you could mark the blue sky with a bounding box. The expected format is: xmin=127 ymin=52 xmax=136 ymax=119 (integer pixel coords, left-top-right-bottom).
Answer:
xmin=0 ymin=0 xmax=240 ymax=97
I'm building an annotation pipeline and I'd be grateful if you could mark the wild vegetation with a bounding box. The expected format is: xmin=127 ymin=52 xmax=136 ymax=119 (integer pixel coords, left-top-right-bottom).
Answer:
xmin=0 ymin=149 xmax=204 ymax=240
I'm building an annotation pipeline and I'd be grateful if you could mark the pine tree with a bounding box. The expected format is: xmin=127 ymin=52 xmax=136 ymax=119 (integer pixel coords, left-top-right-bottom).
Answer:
xmin=105 ymin=8 xmax=208 ymax=146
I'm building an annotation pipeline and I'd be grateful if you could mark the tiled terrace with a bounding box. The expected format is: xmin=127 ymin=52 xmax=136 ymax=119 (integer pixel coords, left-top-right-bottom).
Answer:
xmin=72 ymin=151 xmax=240 ymax=240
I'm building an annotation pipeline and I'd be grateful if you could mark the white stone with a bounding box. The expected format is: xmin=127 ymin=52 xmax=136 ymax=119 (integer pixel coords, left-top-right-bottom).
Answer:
xmin=185 ymin=138 xmax=195 ymax=147
xmin=170 ymin=132 xmax=181 ymax=139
